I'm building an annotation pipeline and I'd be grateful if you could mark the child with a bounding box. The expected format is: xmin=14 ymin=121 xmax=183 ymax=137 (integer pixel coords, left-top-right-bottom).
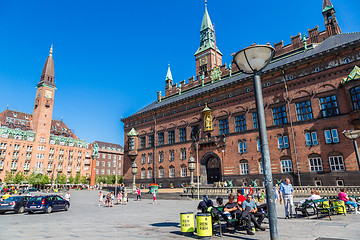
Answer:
xmin=152 ymin=190 xmax=157 ymax=204
xmin=123 ymin=192 xmax=128 ymax=205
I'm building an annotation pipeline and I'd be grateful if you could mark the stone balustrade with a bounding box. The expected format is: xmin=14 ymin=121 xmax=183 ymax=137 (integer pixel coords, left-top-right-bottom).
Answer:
xmin=182 ymin=186 xmax=360 ymax=197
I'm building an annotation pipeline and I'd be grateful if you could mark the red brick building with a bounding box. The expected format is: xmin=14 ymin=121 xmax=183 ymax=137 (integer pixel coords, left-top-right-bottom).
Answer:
xmin=122 ymin=1 xmax=360 ymax=187
xmin=93 ymin=141 xmax=123 ymax=177
xmin=0 ymin=47 xmax=92 ymax=182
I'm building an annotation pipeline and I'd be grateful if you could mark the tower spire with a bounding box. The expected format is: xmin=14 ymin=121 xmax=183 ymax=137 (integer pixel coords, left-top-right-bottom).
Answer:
xmin=322 ymin=0 xmax=341 ymax=36
xmin=322 ymin=0 xmax=333 ymax=10
xmin=39 ymin=45 xmax=55 ymax=86
xmin=165 ymin=64 xmax=173 ymax=90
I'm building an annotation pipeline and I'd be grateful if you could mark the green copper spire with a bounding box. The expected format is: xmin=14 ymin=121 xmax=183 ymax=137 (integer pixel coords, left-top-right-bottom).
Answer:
xmin=195 ymin=1 xmax=221 ymax=56
xmin=127 ymin=128 xmax=138 ymax=137
xmin=322 ymin=0 xmax=334 ymax=12
xmin=165 ymin=64 xmax=173 ymax=81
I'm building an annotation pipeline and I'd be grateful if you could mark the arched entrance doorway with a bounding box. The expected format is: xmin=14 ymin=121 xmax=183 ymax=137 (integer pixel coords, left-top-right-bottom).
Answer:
xmin=200 ymin=152 xmax=221 ymax=184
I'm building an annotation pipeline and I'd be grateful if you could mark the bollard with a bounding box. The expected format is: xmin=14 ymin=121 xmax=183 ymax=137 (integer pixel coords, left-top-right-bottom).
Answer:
xmin=196 ymin=213 xmax=212 ymax=238
xmin=180 ymin=212 xmax=195 ymax=235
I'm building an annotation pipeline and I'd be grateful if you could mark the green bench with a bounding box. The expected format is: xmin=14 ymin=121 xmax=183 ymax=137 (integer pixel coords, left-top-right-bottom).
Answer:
xmin=295 ymin=198 xmax=346 ymax=220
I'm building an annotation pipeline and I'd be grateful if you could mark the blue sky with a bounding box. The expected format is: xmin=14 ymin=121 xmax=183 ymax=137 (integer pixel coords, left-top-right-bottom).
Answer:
xmin=0 ymin=0 xmax=359 ymax=146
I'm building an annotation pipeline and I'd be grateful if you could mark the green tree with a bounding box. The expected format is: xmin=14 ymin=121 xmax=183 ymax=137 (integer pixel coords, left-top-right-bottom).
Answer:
xmin=68 ymin=175 xmax=74 ymax=184
xmin=116 ymin=175 xmax=123 ymax=184
xmin=105 ymin=175 xmax=115 ymax=184
xmin=13 ymin=172 xmax=27 ymax=184
xmin=40 ymin=174 xmax=50 ymax=185
xmin=80 ymin=176 xmax=89 ymax=185
xmin=4 ymin=172 xmax=14 ymax=184
xmin=74 ymin=173 xmax=81 ymax=184
xmin=57 ymin=173 xmax=67 ymax=185
xmin=28 ymin=172 xmax=39 ymax=186
xmin=95 ymin=175 xmax=105 ymax=184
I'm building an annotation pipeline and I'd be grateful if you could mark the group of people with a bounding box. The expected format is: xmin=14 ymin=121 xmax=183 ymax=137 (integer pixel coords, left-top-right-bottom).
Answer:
xmin=98 ymin=191 xmax=128 ymax=207
xmin=198 ymin=190 xmax=266 ymax=235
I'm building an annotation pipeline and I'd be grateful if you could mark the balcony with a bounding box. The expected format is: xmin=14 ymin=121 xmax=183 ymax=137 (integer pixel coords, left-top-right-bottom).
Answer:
xmin=58 ymin=160 xmax=63 ymax=163
xmin=12 ymin=156 xmax=19 ymax=160
xmin=47 ymin=168 xmax=52 ymax=172
xmin=0 ymin=166 xmax=3 ymax=170
xmin=59 ymin=152 xmax=64 ymax=156
xmin=48 ymin=159 xmax=53 ymax=163
xmin=0 ymin=146 xmax=7 ymax=150
xmin=0 ymin=155 xmax=5 ymax=160
xmin=25 ymin=156 xmax=31 ymax=161
xmin=68 ymin=160 xmax=73 ymax=164
xmin=198 ymin=136 xmax=218 ymax=146
xmin=84 ymin=160 xmax=90 ymax=165
xmin=67 ymin=168 xmax=72 ymax=172
xmin=24 ymin=167 xmax=30 ymax=171
xmin=76 ymin=169 xmax=80 ymax=173
xmin=26 ymin=149 xmax=32 ymax=152
xmin=10 ymin=167 xmax=17 ymax=171
xmin=57 ymin=168 xmax=62 ymax=172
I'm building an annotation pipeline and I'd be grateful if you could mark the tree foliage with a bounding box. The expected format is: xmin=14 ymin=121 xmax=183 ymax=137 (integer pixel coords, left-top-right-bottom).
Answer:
xmin=13 ymin=172 xmax=27 ymax=184
xmin=74 ymin=173 xmax=81 ymax=184
xmin=57 ymin=173 xmax=67 ymax=185
xmin=4 ymin=172 xmax=14 ymax=184
xmin=95 ymin=175 xmax=123 ymax=184
xmin=68 ymin=175 xmax=74 ymax=184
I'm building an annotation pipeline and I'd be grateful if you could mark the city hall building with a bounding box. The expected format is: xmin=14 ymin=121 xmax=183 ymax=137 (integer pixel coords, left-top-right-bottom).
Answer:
xmin=0 ymin=47 xmax=92 ymax=182
xmin=122 ymin=0 xmax=360 ymax=187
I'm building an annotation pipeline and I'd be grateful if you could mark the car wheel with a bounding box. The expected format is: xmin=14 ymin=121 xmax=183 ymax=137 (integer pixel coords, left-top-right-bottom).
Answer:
xmin=46 ymin=206 xmax=52 ymax=214
xmin=28 ymin=211 xmax=33 ymax=214
xmin=64 ymin=204 xmax=69 ymax=211
xmin=17 ymin=206 xmax=25 ymax=214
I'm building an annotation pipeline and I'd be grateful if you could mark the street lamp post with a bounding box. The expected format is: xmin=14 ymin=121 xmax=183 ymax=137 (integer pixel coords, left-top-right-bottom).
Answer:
xmin=343 ymin=130 xmax=360 ymax=170
xmin=188 ymin=156 xmax=196 ymax=186
xmin=233 ymin=44 xmax=279 ymax=240
xmin=131 ymin=162 xmax=138 ymax=192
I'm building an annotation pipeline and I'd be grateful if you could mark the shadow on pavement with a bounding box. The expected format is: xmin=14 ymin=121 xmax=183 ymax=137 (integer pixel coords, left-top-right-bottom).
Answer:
xmin=151 ymin=222 xmax=180 ymax=228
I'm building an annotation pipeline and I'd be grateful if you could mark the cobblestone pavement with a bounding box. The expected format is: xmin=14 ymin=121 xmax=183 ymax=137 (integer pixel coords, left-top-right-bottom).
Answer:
xmin=0 ymin=190 xmax=359 ymax=239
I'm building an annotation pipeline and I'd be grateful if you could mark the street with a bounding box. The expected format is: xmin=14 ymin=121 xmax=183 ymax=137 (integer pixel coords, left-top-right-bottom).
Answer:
xmin=0 ymin=190 xmax=359 ymax=239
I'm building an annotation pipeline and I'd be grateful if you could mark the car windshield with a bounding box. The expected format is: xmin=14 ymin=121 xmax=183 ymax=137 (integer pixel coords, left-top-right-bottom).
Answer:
xmin=29 ymin=196 xmax=44 ymax=202
xmin=4 ymin=197 xmax=21 ymax=202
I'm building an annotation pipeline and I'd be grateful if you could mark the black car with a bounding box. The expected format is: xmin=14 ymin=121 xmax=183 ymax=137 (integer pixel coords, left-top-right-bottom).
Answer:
xmin=25 ymin=195 xmax=70 ymax=213
xmin=0 ymin=196 xmax=31 ymax=214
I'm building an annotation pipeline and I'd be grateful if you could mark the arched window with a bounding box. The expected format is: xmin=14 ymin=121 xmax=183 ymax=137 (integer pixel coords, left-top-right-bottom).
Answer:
xmin=159 ymin=166 xmax=164 ymax=178
xmin=280 ymin=156 xmax=292 ymax=173
xmin=181 ymin=164 xmax=187 ymax=177
xmin=169 ymin=165 xmax=175 ymax=178
xmin=239 ymin=159 xmax=249 ymax=175
xmin=141 ymin=168 xmax=146 ymax=179
xmin=308 ymin=153 xmax=323 ymax=172
xmin=329 ymin=152 xmax=345 ymax=171
xmin=147 ymin=168 xmax=152 ymax=179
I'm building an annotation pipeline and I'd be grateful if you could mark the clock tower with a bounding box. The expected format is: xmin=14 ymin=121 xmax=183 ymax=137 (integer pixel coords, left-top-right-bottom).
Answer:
xmin=194 ymin=1 xmax=222 ymax=79
xmin=32 ymin=46 xmax=56 ymax=142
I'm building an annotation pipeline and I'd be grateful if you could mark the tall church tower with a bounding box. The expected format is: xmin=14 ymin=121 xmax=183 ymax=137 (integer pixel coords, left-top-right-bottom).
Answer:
xmin=32 ymin=46 xmax=56 ymax=142
xmin=322 ymin=0 xmax=341 ymax=36
xmin=194 ymin=1 xmax=222 ymax=79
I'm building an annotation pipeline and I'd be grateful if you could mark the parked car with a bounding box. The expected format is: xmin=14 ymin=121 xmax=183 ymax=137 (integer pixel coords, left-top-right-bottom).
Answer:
xmin=26 ymin=195 xmax=70 ymax=214
xmin=27 ymin=187 xmax=40 ymax=193
xmin=0 ymin=196 xmax=31 ymax=214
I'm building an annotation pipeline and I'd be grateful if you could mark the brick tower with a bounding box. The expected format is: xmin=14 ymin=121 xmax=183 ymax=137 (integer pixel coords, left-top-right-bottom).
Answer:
xmin=194 ymin=1 xmax=222 ymax=79
xmin=322 ymin=0 xmax=341 ymax=36
xmin=32 ymin=46 xmax=56 ymax=142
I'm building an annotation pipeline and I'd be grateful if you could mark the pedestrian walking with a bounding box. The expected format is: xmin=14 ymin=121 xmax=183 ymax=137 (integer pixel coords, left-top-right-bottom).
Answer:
xmin=280 ymin=178 xmax=294 ymax=218
xmin=64 ymin=191 xmax=71 ymax=201
xmin=274 ymin=185 xmax=280 ymax=204
xmin=136 ymin=188 xmax=141 ymax=201
xmin=123 ymin=192 xmax=128 ymax=205
xmin=152 ymin=190 xmax=157 ymax=204
xmin=99 ymin=191 xmax=104 ymax=206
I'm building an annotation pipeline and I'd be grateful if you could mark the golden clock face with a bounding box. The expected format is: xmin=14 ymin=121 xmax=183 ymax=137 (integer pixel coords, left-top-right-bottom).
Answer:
xmin=200 ymin=56 xmax=207 ymax=66
xmin=45 ymin=90 xmax=53 ymax=99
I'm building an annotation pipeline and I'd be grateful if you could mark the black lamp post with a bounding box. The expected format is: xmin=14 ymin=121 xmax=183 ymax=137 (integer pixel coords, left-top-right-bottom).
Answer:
xmin=343 ymin=130 xmax=360 ymax=171
xmin=233 ymin=44 xmax=279 ymax=240
xmin=188 ymin=156 xmax=196 ymax=186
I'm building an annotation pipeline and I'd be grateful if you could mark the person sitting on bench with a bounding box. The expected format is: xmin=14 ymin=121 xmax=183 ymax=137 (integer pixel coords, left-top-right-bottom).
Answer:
xmin=338 ymin=188 xmax=360 ymax=214
xmin=197 ymin=195 xmax=213 ymax=213
xmin=242 ymin=194 xmax=266 ymax=232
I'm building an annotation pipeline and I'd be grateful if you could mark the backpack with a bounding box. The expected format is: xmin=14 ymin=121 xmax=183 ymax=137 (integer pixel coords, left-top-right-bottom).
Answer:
xmin=208 ymin=207 xmax=226 ymax=221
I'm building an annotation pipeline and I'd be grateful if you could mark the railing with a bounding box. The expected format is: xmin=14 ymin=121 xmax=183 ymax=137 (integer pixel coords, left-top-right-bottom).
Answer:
xmin=25 ymin=156 xmax=31 ymax=160
xmin=26 ymin=149 xmax=32 ymax=152
xmin=182 ymin=186 xmax=360 ymax=197
xmin=12 ymin=156 xmax=19 ymax=160
xmin=0 ymin=146 xmax=7 ymax=150
xmin=84 ymin=160 xmax=90 ymax=165
xmin=24 ymin=167 xmax=30 ymax=171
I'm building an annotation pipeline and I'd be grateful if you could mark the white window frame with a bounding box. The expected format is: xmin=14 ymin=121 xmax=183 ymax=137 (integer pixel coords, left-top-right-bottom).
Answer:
xmin=181 ymin=165 xmax=187 ymax=177
xmin=169 ymin=167 xmax=175 ymax=178
xmin=309 ymin=157 xmax=323 ymax=172
xmin=239 ymin=161 xmax=249 ymax=175
xmin=281 ymin=159 xmax=293 ymax=173
xmin=141 ymin=169 xmax=146 ymax=179
xmin=324 ymin=129 xmax=340 ymax=144
xmin=238 ymin=141 xmax=247 ymax=153
xmin=329 ymin=155 xmax=345 ymax=171
xmin=159 ymin=168 xmax=164 ymax=178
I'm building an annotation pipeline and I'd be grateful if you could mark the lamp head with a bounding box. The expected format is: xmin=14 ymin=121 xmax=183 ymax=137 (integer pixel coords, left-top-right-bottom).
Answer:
xmin=233 ymin=44 xmax=275 ymax=74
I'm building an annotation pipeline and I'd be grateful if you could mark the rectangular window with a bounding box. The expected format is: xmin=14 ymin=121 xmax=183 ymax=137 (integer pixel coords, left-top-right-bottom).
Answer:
xmin=296 ymin=100 xmax=313 ymax=121
xmin=324 ymin=129 xmax=339 ymax=144
xmin=169 ymin=167 xmax=175 ymax=178
xmin=140 ymin=137 xmax=146 ymax=149
xmin=148 ymin=153 xmax=153 ymax=164
xmin=14 ymin=144 xmax=20 ymax=150
xmin=238 ymin=141 xmax=247 ymax=153
xmin=320 ymin=95 xmax=339 ymax=117
xmin=147 ymin=169 xmax=152 ymax=179
xmin=281 ymin=160 xmax=293 ymax=173
xmin=278 ymin=136 xmax=289 ymax=149
xmin=102 ymin=161 xmax=105 ymax=167
xmin=158 ymin=132 xmax=164 ymax=146
xmin=309 ymin=157 xmax=323 ymax=172
xmin=273 ymin=106 xmax=288 ymax=125
xmin=239 ymin=162 xmax=249 ymax=175
xmin=253 ymin=113 xmax=258 ymax=129
xmin=350 ymin=86 xmax=360 ymax=110
xmin=159 ymin=168 xmax=164 ymax=178
xmin=159 ymin=151 xmax=164 ymax=163
xmin=180 ymin=148 xmax=186 ymax=160
xmin=107 ymin=162 xmax=111 ymax=167
xmin=169 ymin=150 xmax=175 ymax=162
xmin=190 ymin=125 xmax=199 ymax=140
xmin=148 ymin=135 xmax=154 ymax=148
xmin=305 ymin=132 xmax=318 ymax=146
xmin=96 ymin=161 xmax=99 ymax=166
xmin=141 ymin=154 xmax=146 ymax=164
xmin=128 ymin=138 xmax=135 ymax=150
xmin=96 ymin=169 xmax=99 ymax=174
xmin=181 ymin=166 xmax=187 ymax=177
xmin=219 ymin=118 xmax=229 ymax=135
xmin=257 ymin=140 xmax=261 ymax=152
xmin=235 ymin=115 xmax=246 ymax=132
xmin=168 ymin=130 xmax=175 ymax=144
xmin=141 ymin=170 xmax=145 ymax=179
xmin=179 ymin=128 xmax=187 ymax=142
xmin=329 ymin=155 xmax=345 ymax=171
xmin=11 ymin=161 xmax=17 ymax=170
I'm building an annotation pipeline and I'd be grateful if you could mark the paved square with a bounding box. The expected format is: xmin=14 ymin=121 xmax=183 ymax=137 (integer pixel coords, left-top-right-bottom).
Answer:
xmin=0 ymin=190 xmax=359 ymax=239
